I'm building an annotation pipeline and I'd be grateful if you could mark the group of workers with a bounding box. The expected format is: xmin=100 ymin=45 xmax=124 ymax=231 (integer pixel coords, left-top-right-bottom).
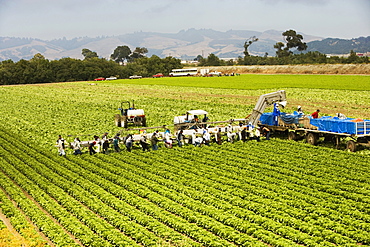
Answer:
xmin=56 ymin=123 xmax=271 ymax=156
xmin=296 ymin=105 xmax=321 ymax=119
xmin=56 ymin=106 xmax=322 ymax=156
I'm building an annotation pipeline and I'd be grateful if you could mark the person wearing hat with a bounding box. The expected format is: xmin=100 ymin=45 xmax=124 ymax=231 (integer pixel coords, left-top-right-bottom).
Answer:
xmin=56 ymin=135 xmax=66 ymax=156
xmin=203 ymin=129 xmax=211 ymax=146
xmin=164 ymin=128 xmax=173 ymax=148
xmin=297 ymin=106 xmax=304 ymax=115
xmin=272 ymin=103 xmax=281 ymax=126
xmin=251 ymin=126 xmax=261 ymax=142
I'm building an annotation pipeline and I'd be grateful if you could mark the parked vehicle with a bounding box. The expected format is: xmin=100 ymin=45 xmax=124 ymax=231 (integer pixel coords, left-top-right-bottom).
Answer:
xmin=169 ymin=68 xmax=197 ymax=77
xmin=106 ymin=76 xmax=117 ymax=80
xmin=129 ymin=75 xmax=142 ymax=79
xmin=152 ymin=73 xmax=164 ymax=78
xmin=208 ymin=71 xmax=222 ymax=76
xmin=94 ymin=77 xmax=105 ymax=81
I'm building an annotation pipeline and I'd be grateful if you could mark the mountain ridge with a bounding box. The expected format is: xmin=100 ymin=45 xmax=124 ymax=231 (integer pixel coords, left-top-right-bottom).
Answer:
xmin=0 ymin=29 xmax=368 ymax=62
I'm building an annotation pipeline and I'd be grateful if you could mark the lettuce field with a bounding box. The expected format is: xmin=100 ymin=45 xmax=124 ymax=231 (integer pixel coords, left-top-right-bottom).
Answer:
xmin=0 ymin=74 xmax=370 ymax=246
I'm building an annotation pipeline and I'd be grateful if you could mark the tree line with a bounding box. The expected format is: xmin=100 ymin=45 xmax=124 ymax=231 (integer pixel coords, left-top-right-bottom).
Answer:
xmin=1 ymin=29 xmax=368 ymax=85
xmin=198 ymin=30 xmax=369 ymax=66
xmin=0 ymin=48 xmax=182 ymax=85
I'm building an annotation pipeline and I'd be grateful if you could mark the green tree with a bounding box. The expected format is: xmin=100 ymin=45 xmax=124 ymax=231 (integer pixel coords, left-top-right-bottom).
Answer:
xmin=243 ymin=36 xmax=258 ymax=57
xmin=30 ymin=53 xmax=53 ymax=82
xmin=274 ymin=29 xmax=307 ymax=58
xmin=283 ymin=29 xmax=307 ymax=52
xmin=81 ymin=48 xmax=98 ymax=60
xmin=51 ymin=57 xmax=81 ymax=82
xmin=195 ymin=55 xmax=203 ymax=61
xmin=274 ymin=42 xmax=290 ymax=58
xmin=346 ymin=50 xmax=359 ymax=63
xmin=128 ymin=47 xmax=148 ymax=62
xmin=111 ymin=45 xmax=131 ymax=63
xmin=206 ymin=53 xmax=221 ymax=66
xmin=0 ymin=60 xmax=16 ymax=85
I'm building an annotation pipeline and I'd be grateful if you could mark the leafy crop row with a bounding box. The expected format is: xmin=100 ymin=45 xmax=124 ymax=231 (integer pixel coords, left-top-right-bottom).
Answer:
xmin=0 ymin=76 xmax=369 ymax=246
xmin=0 ymin=124 xmax=369 ymax=246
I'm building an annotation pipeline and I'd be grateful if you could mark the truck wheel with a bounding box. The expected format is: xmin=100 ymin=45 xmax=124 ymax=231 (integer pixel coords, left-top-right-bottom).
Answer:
xmin=306 ymin=133 xmax=318 ymax=145
xmin=346 ymin=140 xmax=357 ymax=152
xmin=142 ymin=117 xmax=147 ymax=127
xmin=121 ymin=116 xmax=128 ymax=128
xmin=114 ymin=114 xmax=121 ymax=127
xmin=288 ymin=131 xmax=297 ymax=141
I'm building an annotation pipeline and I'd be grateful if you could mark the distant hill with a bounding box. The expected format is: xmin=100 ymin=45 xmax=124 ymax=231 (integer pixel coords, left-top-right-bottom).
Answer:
xmin=1 ymin=29 xmax=368 ymax=62
xmin=306 ymin=36 xmax=370 ymax=54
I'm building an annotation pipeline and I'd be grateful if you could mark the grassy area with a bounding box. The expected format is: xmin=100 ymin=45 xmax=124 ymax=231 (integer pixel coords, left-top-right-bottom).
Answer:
xmin=120 ymin=74 xmax=370 ymax=91
xmin=0 ymin=74 xmax=370 ymax=246
xmin=0 ymin=74 xmax=369 ymax=148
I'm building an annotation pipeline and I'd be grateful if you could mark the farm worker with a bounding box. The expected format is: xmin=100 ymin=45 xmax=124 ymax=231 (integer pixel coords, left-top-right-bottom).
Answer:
xmin=236 ymin=123 xmax=243 ymax=141
xmin=226 ymin=125 xmax=235 ymax=143
xmin=94 ymin=135 xmax=101 ymax=153
xmin=202 ymin=115 xmax=209 ymax=128
xmin=191 ymin=131 xmax=196 ymax=144
xmin=336 ymin=113 xmax=346 ymax=119
xmin=194 ymin=136 xmax=203 ymax=147
xmin=73 ymin=137 xmax=82 ymax=155
xmin=176 ymin=130 xmax=184 ymax=147
xmin=311 ymin=109 xmax=320 ymax=119
xmin=164 ymin=129 xmax=173 ymax=148
xmin=151 ymin=132 xmax=159 ymax=151
xmin=297 ymin=106 xmax=304 ymax=115
xmin=89 ymin=136 xmax=98 ymax=155
xmin=203 ymin=130 xmax=211 ymax=146
xmin=251 ymin=127 xmax=261 ymax=142
xmin=140 ymin=134 xmax=150 ymax=151
xmin=164 ymin=129 xmax=171 ymax=141
xmin=216 ymin=128 xmax=222 ymax=145
xmin=113 ymin=135 xmax=120 ymax=152
xmin=102 ymin=140 xmax=110 ymax=154
xmin=261 ymin=126 xmax=271 ymax=140
xmin=56 ymin=135 xmax=66 ymax=156
xmin=101 ymin=132 xmax=108 ymax=140
xmin=272 ymin=103 xmax=280 ymax=126
xmin=125 ymin=134 xmax=133 ymax=152
xmin=241 ymin=127 xmax=247 ymax=142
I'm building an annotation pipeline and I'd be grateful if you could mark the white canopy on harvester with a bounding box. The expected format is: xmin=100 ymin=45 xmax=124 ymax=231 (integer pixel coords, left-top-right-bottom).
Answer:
xmin=174 ymin=110 xmax=208 ymax=125
xmin=186 ymin=110 xmax=208 ymax=116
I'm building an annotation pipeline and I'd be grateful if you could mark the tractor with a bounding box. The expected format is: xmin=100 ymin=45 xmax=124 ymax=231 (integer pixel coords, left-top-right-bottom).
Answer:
xmin=114 ymin=101 xmax=146 ymax=128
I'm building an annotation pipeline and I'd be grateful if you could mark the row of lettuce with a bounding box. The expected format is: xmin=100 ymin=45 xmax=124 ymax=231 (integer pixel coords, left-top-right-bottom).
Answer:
xmin=0 ymin=126 xmax=369 ymax=246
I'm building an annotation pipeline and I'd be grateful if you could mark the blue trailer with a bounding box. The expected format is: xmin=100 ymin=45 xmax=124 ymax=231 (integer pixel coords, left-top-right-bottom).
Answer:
xmin=259 ymin=112 xmax=370 ymax=152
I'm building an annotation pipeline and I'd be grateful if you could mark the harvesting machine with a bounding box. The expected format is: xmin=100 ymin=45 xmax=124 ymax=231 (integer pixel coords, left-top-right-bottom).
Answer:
xmin=114 ymin=101 xmax=147 ymax=128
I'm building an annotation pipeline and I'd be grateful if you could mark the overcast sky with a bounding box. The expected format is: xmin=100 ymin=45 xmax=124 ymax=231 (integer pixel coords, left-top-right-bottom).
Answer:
xmin=0 ymin=0 xmax=369 ymax=40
